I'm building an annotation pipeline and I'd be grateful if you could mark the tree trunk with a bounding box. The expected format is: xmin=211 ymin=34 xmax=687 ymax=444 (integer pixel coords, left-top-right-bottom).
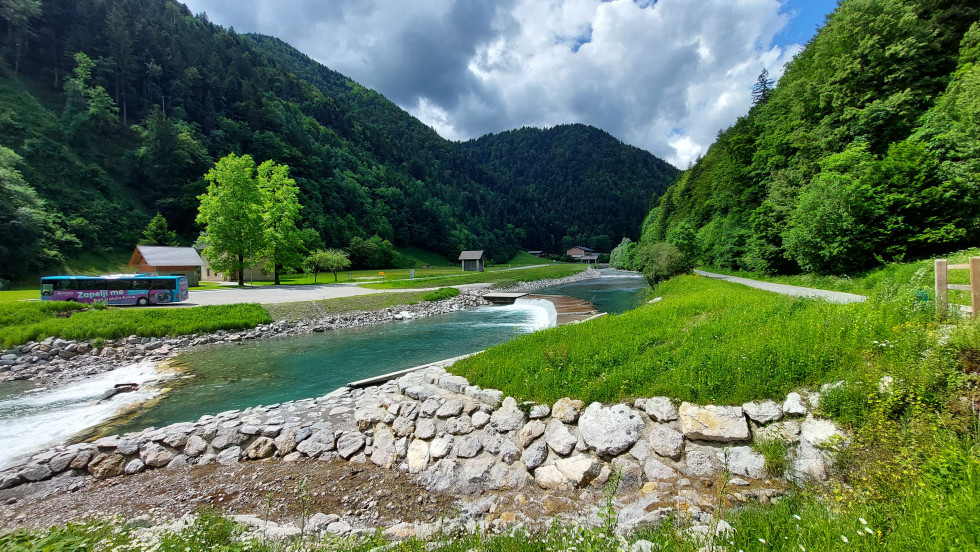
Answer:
xmin=274 ymin=264 xmax=281 ymax=285
xmin=333 ymin=270 xmax=338 ymax=282
xmin=237 ymin=254 xmax=244 ymax=286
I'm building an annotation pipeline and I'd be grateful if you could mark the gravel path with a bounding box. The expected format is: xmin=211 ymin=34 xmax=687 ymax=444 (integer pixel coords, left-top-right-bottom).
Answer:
xmin=694 ymin=270 xmax=867 ymax=304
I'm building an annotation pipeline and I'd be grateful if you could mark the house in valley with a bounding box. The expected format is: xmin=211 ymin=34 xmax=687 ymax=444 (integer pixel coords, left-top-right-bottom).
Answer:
xmin=459 ymin=250 xmax=485 ymax=272
xmin=128 ymin=246 xmax=205 ymax=286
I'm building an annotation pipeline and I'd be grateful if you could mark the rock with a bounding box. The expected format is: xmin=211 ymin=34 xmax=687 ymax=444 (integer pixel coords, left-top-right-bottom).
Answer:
xmin=407 ymin=439 xmax=430 ymax=473
xmin=522 ymin=439 xmax=549 ymax=470
xmin=415 ymin=418 xmax=437 ymax=440
xmin=788 ymin=439 xmax=828 ymax=482
xmin=648 ymin=424 xmax=685 ymax=460
xmin=384 ymin=522 xmax=417 ymax=540
xmin=678 ymin=403 xmax=750 ymax=442
xmin=436 ymin=399 xmax=465 ymax=418
xmin=458 ymin=456 xmax=496 ymax=495
xmin=140 ymin=443 xmax=175 ymax=468
xmin=124 ymin=458 xmax=145 ymax=475
xmin=325 ymin=520 xmax=352 ymax=535
xmin=800 ymin=415 xmax=844 ymax=447
xmin=167 ymin=455 xmax=191 ymax=469
xmin=445 ymin=415 xmax=474 ymax=435
xmin=555 ymin=455 xmax=602 ymax=487
xmin=682 ymin=448 xmax=722 ymax=478
xmin=20 ymin=464 xmax=52 ymax=482
xmin=0 ymin=474 xmax=22 ymax=489
xmin=49 ymin=453 xmax=75 ymax=474
xmin=517 ymin=420 xmax=547 ymax=448
xmin=533 ymin=464 xmax=569 ymax=490
xmin=183 ymin=435 xmax=208 ymax=457
xmin=306 ymin=513 xmax=340 ymax=533
xmin=371 ymin=424 xmax=398 ymax=468
xmin=753 ymin=420 xmax=801 ymax=444
xmin=724 ymin=446 xmax=766 ymax=479
xmin=499 ymin=440 xmax=522 ymax=465
xmin=419 ymin=397 xmax=441 ymax=417
xmin=578 ymin=403 xmax=644 ymax=456
xmin=70 ymin=449 xmax=95 ymax=470
xmin=611 ymin=456 xmax=644 ymax=492
xmin=392 ymin=417 xmax=416 ymax=437
xmin=528 ymin=404 xmax=551 ymax=419
xmin=246 ymin=437 xmax=277 ymax=459
xmin=417 ymin=459 xmax=460 ymax=492
xmin=783 ymin=392 xmax=807 ymax=416
xmin=336 ymin=433 xmax=366 ymax=460
xmin=551 ymin=398 xmax=585 ymax=423
xmin=296 ymin=429 xmax=336 ymax=457
xmin=488 ymin=462 xmax=531 ymax=489
xmin=430 ymin=436 xmax=454 ymax=459
xmin=163 ymin=432 xmax=189 ymax=448
xmin=217 ymin=446 xmax=242 ymax=465
xmin=453 ymin=436 xmax=483 ymax=459
xmin=742 ymin=400 xmax=783 ymax=424
xmin=490 ymin=397 xmax=527 ymax=432
xmin=643 ymin=457 xmax=678 ymax=481
xmin=471 ymin=411 xmax=490 ymax=429
xmin=116 ymin=441 xmax=139 ymax=456
xmin=211 ymin=428 xmax=248 ymax=450
xmin=88 ymin=453 xmax=127 ymax=479
xmin=438 ymin=374 xmax=470 ymax=394
xmin=544 ymin=419 xmax=578 ymax=456
xmin=637 ymin=397 xmax=678 ymax=422
xmin=354 ymin=407 xmax=386 ymax=430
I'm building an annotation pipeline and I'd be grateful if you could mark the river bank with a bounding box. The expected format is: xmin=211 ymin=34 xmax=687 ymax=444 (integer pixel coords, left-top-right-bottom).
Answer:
xmin=0 ymin=268 xmax=603 ymax=389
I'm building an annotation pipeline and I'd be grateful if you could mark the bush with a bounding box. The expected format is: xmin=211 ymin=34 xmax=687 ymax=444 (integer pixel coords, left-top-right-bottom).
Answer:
xmin=636 ymin=242 xmax=691 ymax=285
xmin=422 ymin=287 xmax=460 ymax=302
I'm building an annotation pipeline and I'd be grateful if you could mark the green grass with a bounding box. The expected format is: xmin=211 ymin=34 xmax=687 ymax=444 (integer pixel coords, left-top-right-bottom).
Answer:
xmin=0 ymin=289 xmax=39 ymax=303
xmin=0 ymin=302 xmax=272 ymax=348
xmin=263 ymin=291 xmax=435 ymax=321
xmin=395 ymin=246 xmax=456 ymax=267
xmin=450 ymin=274 xmax=932 ymax=406
xmin=422 ymin=287 xmax=460 ymax=301
xmin=362 ymin=263 xmax=586 ymax=289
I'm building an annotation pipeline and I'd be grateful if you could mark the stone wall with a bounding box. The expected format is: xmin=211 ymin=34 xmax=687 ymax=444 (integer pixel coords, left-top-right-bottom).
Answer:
xmin=0 ymin=365 xmax=845 ymax=502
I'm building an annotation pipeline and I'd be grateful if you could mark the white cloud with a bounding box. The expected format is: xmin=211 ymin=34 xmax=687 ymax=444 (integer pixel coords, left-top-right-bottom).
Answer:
xmin=183 ymin=0 xmax=804 ymax=167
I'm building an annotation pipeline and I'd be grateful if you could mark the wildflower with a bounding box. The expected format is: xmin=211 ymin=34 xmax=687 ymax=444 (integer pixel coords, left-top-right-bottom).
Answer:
xmin=841 ymin=535 xmax=849 ymax=543
xmin=800 ymin=546 xmax=806 ymax=551
xmin=793 ymin=514 xmax=802 ymax=520
xmin=859 ymin=518 xmax=867 ymax=525
xmin=759 ymin=538 xmax=766 ymax=543
xmin=865 ymin=527 xmax=874 ymax=535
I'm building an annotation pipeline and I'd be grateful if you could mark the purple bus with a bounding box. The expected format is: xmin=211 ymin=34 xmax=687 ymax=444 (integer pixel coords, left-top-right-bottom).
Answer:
xmin=40 ymin=275 xmax=189 ymax=306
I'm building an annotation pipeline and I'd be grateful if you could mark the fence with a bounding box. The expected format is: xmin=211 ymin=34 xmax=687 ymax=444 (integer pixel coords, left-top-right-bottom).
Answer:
xmin=935 ymin=257 xmax=980 ymax=320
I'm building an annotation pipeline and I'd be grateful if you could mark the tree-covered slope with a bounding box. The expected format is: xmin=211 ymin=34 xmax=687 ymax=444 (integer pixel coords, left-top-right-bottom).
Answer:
xmin=641 ymin=0 xmax=980 ymax=275
xmin=0 ymin=0 xmax=523 ymax=281
xmin=459 ymin=124 xmax=678 ymax=252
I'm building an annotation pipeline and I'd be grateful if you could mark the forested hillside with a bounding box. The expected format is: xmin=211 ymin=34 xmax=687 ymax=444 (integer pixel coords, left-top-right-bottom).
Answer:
xmin=459 ymin=124 xmax=677 ymax=253
xmin=0 ymin=0 xmax=675 ymax=283
xmin=640 ymin=0 xmax=980 ymax=276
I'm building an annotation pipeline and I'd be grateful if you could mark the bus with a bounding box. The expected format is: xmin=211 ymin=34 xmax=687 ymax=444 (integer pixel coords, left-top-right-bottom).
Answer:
xmin=40 ymin=274 xmax=189 ymax=306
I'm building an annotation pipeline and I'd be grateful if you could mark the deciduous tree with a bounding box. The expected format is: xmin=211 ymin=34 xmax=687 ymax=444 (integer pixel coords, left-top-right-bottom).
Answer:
xmin=257 ymin=160 xmax=303 ymax=285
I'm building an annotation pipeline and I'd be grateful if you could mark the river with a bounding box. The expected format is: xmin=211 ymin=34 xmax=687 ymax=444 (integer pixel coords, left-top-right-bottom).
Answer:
xmin=0 ymin=270 xmax=647 ymax=469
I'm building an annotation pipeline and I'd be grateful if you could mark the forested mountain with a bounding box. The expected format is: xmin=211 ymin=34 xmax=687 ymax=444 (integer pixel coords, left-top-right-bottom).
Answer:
xmin=640 ymin=0 xmax=980 ymax=275
xmin=0 ymin=0 xmax=674 ymax=282
xmin=459 ymin=125 xmax=678 ymax=253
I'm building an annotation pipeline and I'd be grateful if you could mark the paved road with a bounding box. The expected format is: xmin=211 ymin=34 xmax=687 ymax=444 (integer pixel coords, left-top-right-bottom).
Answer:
xmin=180 ymin=283 xmax=385 ymax=307
xmin=694 ymin=270 xmax=867 ymax=304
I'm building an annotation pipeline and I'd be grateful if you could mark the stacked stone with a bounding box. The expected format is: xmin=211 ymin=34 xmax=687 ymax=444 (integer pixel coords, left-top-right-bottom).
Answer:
xmin=0 ymin=367 xmax=844 ymax=504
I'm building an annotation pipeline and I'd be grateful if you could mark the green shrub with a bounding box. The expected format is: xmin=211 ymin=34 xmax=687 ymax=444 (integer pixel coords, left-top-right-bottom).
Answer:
xmin=753 ymin=437 xmax=789 ymax=478
xmin=637 ymin=242 xmax=690 ymax=286
xmin=422 ymin=287 xmax=460 ymax=301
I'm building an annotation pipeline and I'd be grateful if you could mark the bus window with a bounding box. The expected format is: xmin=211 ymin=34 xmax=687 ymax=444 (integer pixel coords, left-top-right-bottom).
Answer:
xmin=41 ymin=283 xmax=53 ymax=296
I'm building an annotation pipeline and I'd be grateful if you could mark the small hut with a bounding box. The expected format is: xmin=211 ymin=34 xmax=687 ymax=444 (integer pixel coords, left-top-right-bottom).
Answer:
xmin=129 ymin=245 xmax=205 ymax=286
xmin=566 ymin=245 xmax=595 ymax=258
xmin=459 ymin=250 xmax=485 ymax=272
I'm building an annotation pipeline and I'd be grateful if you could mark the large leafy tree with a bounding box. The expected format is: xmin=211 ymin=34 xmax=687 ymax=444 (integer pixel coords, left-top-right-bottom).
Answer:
xmin=257 ymin=160 xmax=303 ymax=285
xmin=196 ymin=153 xmax=267 ymax=286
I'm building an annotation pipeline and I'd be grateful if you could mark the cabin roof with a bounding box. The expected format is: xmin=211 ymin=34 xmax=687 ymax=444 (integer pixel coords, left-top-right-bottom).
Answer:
xmin=458 ymin=250 xmax=485 ymax=261
xmin=130 ymin=246 xmax=204 ymax=267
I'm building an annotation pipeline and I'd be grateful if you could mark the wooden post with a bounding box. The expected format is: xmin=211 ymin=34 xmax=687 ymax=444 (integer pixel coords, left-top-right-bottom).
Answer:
xmin=935 ymin=259 xmax=948 ymax=321
xmin=971 ymin=257 xmax=980 ymax=320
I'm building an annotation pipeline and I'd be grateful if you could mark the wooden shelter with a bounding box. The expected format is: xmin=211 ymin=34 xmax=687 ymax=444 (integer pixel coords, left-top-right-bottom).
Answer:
xmin=459 ymin=250 xmax=485 ymax=272
xmin=129 ymin=245 xmax=205 ymax=286
xmin=566 ymin=246 xmax=595 ymax=258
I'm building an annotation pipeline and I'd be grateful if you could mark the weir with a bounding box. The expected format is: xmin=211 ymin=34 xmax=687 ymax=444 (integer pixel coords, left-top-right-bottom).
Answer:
xmin=516 ymin=294 xmax=600 ymax=325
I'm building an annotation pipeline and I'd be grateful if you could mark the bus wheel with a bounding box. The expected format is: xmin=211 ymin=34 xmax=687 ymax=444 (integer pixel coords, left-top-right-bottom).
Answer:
xmin=137 ymin=297 xmax=149 ymax=306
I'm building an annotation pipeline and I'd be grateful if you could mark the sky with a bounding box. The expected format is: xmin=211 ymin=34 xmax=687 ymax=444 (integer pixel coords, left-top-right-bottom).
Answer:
xmin=181 ymin=0 xmax=838 ymax=168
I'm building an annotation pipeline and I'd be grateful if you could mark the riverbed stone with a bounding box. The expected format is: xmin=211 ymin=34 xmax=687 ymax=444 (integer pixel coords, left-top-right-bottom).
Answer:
xmin=490 ymin=397 xmax=527 ymax=432
xmin=445 ymin=415 xmax=474 ymax=435
xmin=371 ymin=425 xmax=398 ymax=468
xmin=355 ymin=407 xmax=387 ymax=430
xmin=725 ymin=446 xmax=766 ymax=479
xmin=648 ymin=424 xmax=685 ymax=460
xmin=678 ymin=403 xmax=750 ymax=442
xmin=454 ymin=435 xmax=483 ymax=459
xmin=296 ymin=429 xmax=336 ymax=457
xmin=183 ymin=435 xmax=208 ymax=457
xmin=517 ymin=420 xmax=547 ymax=448
xmin=556 ymin=455 xmax=602 ymax=487
xmin=742 ymin=400 xmax=783 ymax=425
xmin=141 ymin=442 xmax=175 ymax=468
xmin=551 ymin=398 xmax=585 ymax=423
xmin=471 ymin=411 xmax=490 ymax=429
xmin=124 ymin=458 xmax=145 ymax=475
xmin=211 ymin=428 xmax=248 ymax=450
xmin=217 ymin=446 xmax=242 ymax=465
xmin=644 ymin=457 xmax=678 ymax=481
xmin=88 ymin=453 xmax=127 ymax=479
xmin=637 ymin=397 xmax=678 ymax=422
xmin=335 ymin=433 xmax=365 ymax=460
xmin=392 ymin=417 xmax=416 ymax=437
xmin=521 ymin=439 xmax=548 ymax=470
xmin=783 ymin=392 xmax=807 ymax=416
xmin=544 ymin=419 xmax=577 ymax=456
xmin=415 ymin=418 xmax=437 ymax=440
xmin=246 ymin=437 xmax=277 ymax=459
xmin=436 ymin=399 xmax=465 ymax=418
xmin=579 ymin=403 xmax=644 ymax=456
xmin=20 ymin=464 xmax=52 ymax=482
xmin=407 ymin=439 xmax=430 ymax=473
